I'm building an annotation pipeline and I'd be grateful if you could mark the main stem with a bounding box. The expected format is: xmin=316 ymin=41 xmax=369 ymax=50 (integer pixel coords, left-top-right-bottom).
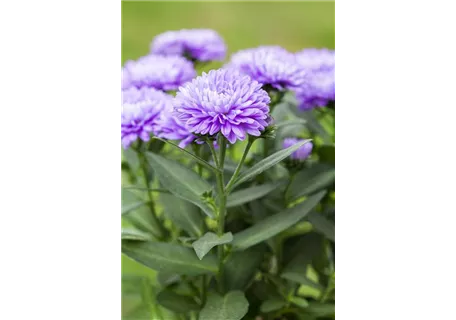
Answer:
xmin=137 ymin=151 xmax=166 ymax=239
xmin=214 ymin=135 xmax=227 ymax=293
xmin=225 ymin=139 xmax=254 ymax=194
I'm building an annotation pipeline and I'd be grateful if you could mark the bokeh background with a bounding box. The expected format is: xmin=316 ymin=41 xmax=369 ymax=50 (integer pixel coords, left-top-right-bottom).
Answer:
xmin=122 ymin=1 xmax=334 ymax=317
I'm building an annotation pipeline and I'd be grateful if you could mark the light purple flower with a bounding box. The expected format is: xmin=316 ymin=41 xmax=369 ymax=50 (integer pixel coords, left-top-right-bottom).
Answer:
xmin=227 ymin=46 xmax=308 ymax=91
xmin=122 ymin=54 xmax=196 ymax=91
xmin=156 ymin=106 xmax=197 ymax=148
xmin=295 ymin=48 xmax=335 ymax=72
xmin=283 ymin=138 xmax=313 ymax=160
xmin=294 ymin=48 xmax=335 ymax=111
xmin=151 ymin=29 xmax=226 ymax=61
xmin=121 ymin=87 xmax=173 ymax=149
xmin=174 ymin=69 xmax=271 ymax=144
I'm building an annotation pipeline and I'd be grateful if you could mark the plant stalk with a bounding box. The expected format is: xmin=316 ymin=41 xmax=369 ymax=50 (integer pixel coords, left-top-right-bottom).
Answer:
xmin=137 ymin=150 xmax=166 ymax=239
xmin=213 ymin=135 xmax=227 ymax=294
xmin=225 ymin=139 xmax=254 ymax=193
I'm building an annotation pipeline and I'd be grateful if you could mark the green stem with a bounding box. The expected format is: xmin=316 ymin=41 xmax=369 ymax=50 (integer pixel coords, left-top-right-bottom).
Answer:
xmin=211 ymin=135 xmax=227 ymax=294
xmin=206 ymin=139 xmax=219 ymax=168
xmin=137 ymin=151 xmax=166 ymax=240
xmin=225 ymin=139 xmax=254 ymax=194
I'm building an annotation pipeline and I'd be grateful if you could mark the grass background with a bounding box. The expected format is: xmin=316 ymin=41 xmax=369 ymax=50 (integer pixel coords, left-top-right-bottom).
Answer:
xmin=121 ymin=1 xmax=335 ymax=317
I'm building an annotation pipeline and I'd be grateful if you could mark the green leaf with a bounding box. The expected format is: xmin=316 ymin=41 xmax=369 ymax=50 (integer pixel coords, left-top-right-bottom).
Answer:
xmin=289 ymin=296 xmax=309 ymax=309
xmin=121 ymin=228 xmax=153 ymax=241
xmin=232 ymin=191 xmax=326 ymax=250
xmin=233 ymin=139 xmax=312 ymax=188
xmin=156 ymin=289 xmax=200 ymax=313
xmin=122 ymin=205 xmax=161 ymax=237
xmin=157 ymin=271 xmax=181 ymax=287
xmin=306 ymin=302 xmax=335 ymax=317
xmin=281 ymin=233 xmax=326 ymax=294
xmin=227 ymin=183 xmax=282 ymax=208
xmin=122 ymin=148 xmax=140 ymax=172
xmin=223 ymin=244 xmax=266 ymax=291
xmin=275 ymin=118 xmax=307 ymax=128
xmin=122 ymin=241 xmax=218 ymax=276
xmin=146 ymin=152 xmax=215 ymax=218
xmin=260 ymin=299 xmax=286 ymax=313
xmin=287 ymin=164 xmax=335 ymax=202
xmin=296 ymin=109 xmax=332 ymax=143
xmin=307 ymin=212 xmax=335 ymax=242
xmin=159 ymin=193 xmax=204 ymax=237
xmin=192 ymin=232 xmax=233 ymax=260
xmin=199 ymin=291 xmax=249 ymax=320
xmin=122 ymin=188 xmax=146 ymax=215
xmin=121 ymin=201 xmax=147 ymax=215
xmin=152 ymin=137 xmax=218 ymax=173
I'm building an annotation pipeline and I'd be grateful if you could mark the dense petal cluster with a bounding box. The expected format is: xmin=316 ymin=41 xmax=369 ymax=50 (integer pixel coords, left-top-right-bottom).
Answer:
xmin=174 ymin=69 xmax=271 ymax=144
xmin=121 ymin=87 xmax=172 ymax=149
xmin=122 ymin=55 xmax=196 ymax=91
xmin=151 ymin=29 xmax=226 ymax=61
xmin=227 ymin=46 xmax=308 ymax=91
xmin=294 ymin=48 xmax=335 ymax=111
xmin=295 ymin=48 xmax=335 ymax=72
xmin=156 ymin=106 xmax=197 ymax=148
xmin=283 ymin=138 xmax=313 ymax=160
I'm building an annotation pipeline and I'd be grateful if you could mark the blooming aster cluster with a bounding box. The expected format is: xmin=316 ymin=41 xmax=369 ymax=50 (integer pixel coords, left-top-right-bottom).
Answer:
xmin=174 ymin=69 xmax=271 ymax=144
xmin=122 ymin=54 xmax=196 ymax=91
xmin=227 ymin=46 xmax=308 ymax=91
xmin=151 ymin=29 xmax=226 ymax=62
xmin=283 ymin=138 xmax=313 ymax=160
xmin=121 ymin=87 xmax=173 ymax=149
xmin=294 ymin=48 xmax=335 ymax=111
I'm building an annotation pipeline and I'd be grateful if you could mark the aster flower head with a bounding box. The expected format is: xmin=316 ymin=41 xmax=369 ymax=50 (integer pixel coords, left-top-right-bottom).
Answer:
xmin=122 ymin=54 xmax=196 ymax=91
xmin=295 ymin=48 xmax=335 ymax=72
xmin=121 ymin=87 xmax=172 ymax=149
xmin=227 ymin=46 xmax=308 ymax=91
xmin=174 ymin=68 xmax=271 ymax=144
xmin=283 ymin=138 xmax=313 ymax=160
xmin=294 ymin=48 xmax=335 ymax=111
xmin=151 ymin=29 xmax=226 ymax=62
xmin=156 ymin=106 xmax=197 ymax=148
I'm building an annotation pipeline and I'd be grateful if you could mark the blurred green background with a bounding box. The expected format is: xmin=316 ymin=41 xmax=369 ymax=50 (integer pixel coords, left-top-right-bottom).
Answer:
xmin=122 ymin=1 xmax=335 ymax=64
xmin=122 ymin=1 xmax=334 ymax=318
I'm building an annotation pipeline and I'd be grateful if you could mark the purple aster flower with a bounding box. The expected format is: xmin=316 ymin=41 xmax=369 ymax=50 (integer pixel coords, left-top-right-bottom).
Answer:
xmin=122 ymin=54 xmax=196 ymax=91
xmin=295 ymin=48 xmax=335 ymax=72
xmin=121 ymin=87 xmax=173 ymax=149
xmin=294 ymin=48 xmax=335 ymax=111
xmin=283 ymin=138 xmax=313 ymax=160
xmin=151 ymin=29 xmax=226 ymax=61
xmin=156 ymin=106 xmax=197 ymax=148
xmin=174 ymin=69 xmax=271 ymax=144
xmin=226 ymin=46 xmax=308 ymax=91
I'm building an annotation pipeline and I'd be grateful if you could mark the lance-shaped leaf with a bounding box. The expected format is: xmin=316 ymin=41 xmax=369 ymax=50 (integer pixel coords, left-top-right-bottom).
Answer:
xmin=156 ymin=289 xmax=200 ymax=313
xmin=160 ymin=193 xmax=204 ymax=237
xmin=232 ymin=139 xmax=311 ymax=188
xmin=223 ymin=244 xmax=266 ymax=291
xmin=260 ymin=299 xmax=286 ymax=313
xmin=199 ymin=291 xmax=249 ymax=320
xmin=146 ymin=153 xmax=215 ymax=218
xmin=122 ymin=241 xmax=218 ymax=276
xmin=227 ymin=182 xmax=281 ymax=208
xmin=232 ymin=191 xmax=326 ymax=250
xmin=307 ymin=211 xmax=335 ymax=242
xmin=287 ymin=164 xmax=335 ymax=202
xmin=121 ymin=228 xmax=154 ymax=241
xmin=192 ymin=232 xmax=233 ymax=260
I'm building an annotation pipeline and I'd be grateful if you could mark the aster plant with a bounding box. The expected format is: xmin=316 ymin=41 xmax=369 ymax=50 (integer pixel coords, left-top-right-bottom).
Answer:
xmin=122 ymin=29 xmax=335 ymax=320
